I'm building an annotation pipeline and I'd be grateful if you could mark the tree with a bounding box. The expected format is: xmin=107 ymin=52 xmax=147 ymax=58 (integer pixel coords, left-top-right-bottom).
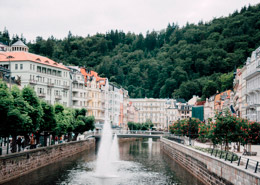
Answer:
xmin=22 ymin=86 xmax=43 ymax=135
xmin=208 ymin=110 xmax=240 ymax=151
xmin=202 ymin=80 xmax=218 ymax=98
xmin=0 ymin=80 xmax=13 ymax=137
xmin=170 ymin=118 xmax=201 ymax=139
xmin=71 ymin=108 xmax=95 ymax=140
xmin=54 ymin=104 xmax=69 ymax=137
xmin=40 ymin=101 xmax=56 ymax=146
xmin=8 ymin=85 xmax=33 ymax=152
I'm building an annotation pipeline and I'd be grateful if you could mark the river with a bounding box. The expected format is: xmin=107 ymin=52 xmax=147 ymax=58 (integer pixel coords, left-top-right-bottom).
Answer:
xmin=4 ymin=139 xmax=203 ymax=185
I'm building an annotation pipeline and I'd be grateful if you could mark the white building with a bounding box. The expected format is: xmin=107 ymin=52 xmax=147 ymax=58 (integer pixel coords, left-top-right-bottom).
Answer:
xmin=129 ymin=98 xmax=178 ymax=130
xmin=233 ymin=66 xmax=247 ymax=118
xmin=67 ymin=66 xmax=87 ymax=109
xmin=108 ymin=84 xmax=123 ymax=127
xmin=0 ymin=41 xmax=71 ymax=106
xmin=244 ymin=47 xmax=260 ymax=122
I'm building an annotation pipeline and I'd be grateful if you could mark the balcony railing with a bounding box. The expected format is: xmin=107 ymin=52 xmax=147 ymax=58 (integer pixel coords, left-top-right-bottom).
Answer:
xmin=245 ymin=65 xmax=260 ymax=80
xmin=47 ymin=82 xmax=54 ymax=87
xmin=38 ymin=93 xmax=46 ymax=98
xmin=63 ymin=85 xmax=70 ymax=90
xmin=55 ymin=95 xmax=62 ymax=100
xmin=29 ymin=79 xmax=37 ymax=85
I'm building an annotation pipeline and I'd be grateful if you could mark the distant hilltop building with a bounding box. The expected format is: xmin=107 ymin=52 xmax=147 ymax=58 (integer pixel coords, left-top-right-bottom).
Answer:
xmin=0 ymin=40 xmax=29 ymax=52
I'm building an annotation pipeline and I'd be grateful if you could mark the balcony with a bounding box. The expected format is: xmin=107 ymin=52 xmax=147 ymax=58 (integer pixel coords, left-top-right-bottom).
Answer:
xmin=47 ymin=82 xmax=54 ymax=87
xmin=246 ymin=101 xmax=260 ymax=109
xmin=29 ymin=80 xmax=37 ymax=85
xmin=55 ymin=95 xmax=62 ymax=100
xmin=245 ymin=67 xmax=260 ymax=80
xmin=38 ymin=93 xmax=46 ymax=98
xmin=63 ymin=85 xmax=70 ymax=90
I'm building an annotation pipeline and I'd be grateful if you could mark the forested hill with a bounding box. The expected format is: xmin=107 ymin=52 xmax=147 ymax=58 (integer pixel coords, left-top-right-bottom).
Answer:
xmin=1 ymin=4 xmax=260 ymax=100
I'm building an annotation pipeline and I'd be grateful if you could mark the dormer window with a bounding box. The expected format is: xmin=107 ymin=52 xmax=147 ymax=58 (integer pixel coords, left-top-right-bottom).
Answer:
xmin=53 ymin=62 xmax=58 ymax=65
xmin=36 ymin=58 xmax=41 ymax=62
xmin=45 ymin=60 xmax=49 ymax=64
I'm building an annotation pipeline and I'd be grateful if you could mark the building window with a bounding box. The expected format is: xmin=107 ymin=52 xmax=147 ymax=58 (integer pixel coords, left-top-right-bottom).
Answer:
xmin=15 ymin=64 xmax=18 ymax=70
xmin=30 ymin=64 xmax=32 ymax=70
xmin=37 ymin=66 xmax=41 ymax=72
xmin=20 ymin=64 xmax=23 ymax=70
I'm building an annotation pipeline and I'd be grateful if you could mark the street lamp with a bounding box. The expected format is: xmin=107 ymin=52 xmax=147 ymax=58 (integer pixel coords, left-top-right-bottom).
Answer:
xmin=0 ymin=53 xmax=14 ymax=91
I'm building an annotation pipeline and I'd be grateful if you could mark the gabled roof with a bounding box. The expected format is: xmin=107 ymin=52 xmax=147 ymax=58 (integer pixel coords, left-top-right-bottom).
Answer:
xmin=0 ymin=51 xmax=69 ymax=71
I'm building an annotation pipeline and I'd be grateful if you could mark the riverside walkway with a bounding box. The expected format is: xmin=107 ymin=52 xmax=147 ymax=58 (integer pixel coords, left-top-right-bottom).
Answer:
xmin=164 ymin=133 xmax=260 ymax=175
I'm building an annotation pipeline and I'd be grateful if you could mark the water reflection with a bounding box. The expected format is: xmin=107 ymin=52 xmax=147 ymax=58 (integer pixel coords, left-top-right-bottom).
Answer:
xmin=4 ymin=139 xmax=203 ymax=185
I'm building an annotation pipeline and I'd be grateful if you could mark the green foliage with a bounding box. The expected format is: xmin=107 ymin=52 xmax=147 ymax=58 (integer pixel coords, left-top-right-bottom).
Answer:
xmin=247 ymin=121 xmax=260 ymax=144
xmin=40 ymin=101 xmax=56 ymax=133
xmin=54 ymin=104 xmax=70 ymax=136
xmin=22 ymin=86 xmax=43 ymax=132
xmin=74 ymin=108 xmax=95 ymax=134
xmin=169 ymin=118 xmax=201 ymax=139
xmin=0 ymin=80 xmax=13 ymax=137
xmin=127 ymin=121 xmax=153 ymax=131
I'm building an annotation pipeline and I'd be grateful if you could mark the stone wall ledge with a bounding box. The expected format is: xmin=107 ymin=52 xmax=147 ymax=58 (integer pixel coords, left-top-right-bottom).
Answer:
xmin=0 ymin=139 xmax=92 ymax=160
xmin=161 ymin=137 xmax=260 ymax=185
xmin=0 ymin=138 xmax=95 ymax=184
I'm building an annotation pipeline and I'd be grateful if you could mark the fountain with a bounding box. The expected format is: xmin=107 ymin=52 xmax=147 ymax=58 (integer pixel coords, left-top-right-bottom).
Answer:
xmin=110 ymin=134 xmax=120 ymax=162
xmin=95 ymin=116 xmax=120 ymax=178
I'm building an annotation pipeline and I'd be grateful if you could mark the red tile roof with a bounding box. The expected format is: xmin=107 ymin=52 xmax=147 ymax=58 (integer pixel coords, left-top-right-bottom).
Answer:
xmin=80 ymin=68 xmax=106 ymax=87
xmin=0 ymin=51 xmax=69 ymax=71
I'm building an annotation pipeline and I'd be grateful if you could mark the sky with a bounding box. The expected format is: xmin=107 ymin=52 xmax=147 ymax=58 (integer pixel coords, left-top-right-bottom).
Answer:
xmin=0 ymin=0 xmax=259 ymax=42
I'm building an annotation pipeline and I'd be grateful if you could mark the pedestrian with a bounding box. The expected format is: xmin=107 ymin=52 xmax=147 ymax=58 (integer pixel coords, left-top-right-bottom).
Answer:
xmin=30 ymin=135 xmax=35 ymax=149
xmin=17 ymin=137 xmax=22 ymax=152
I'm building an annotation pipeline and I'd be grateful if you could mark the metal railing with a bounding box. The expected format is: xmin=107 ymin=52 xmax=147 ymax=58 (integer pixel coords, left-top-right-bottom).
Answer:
xmin=209 ymin=148 xmax=260 ymax=173
xmin=163 ymin=134 xmax=260 ymax=174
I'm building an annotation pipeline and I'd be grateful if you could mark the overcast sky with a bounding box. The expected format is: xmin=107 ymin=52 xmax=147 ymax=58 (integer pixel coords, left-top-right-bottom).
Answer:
xmin=0 ymin=0 xmax=259 ymax=42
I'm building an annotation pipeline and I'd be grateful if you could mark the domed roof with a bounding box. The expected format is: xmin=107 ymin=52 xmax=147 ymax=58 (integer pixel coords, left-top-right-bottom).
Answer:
xmin=12 ymin=40 xmax=28 ymax=48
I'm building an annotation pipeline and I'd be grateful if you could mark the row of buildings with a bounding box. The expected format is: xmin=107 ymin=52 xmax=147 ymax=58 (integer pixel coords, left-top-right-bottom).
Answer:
xmin=2 ymin=40 xmax=258 ymax=129
xmin=194 ymin=46 xmax=260 ymax=123
xmin=0 ymin=40 xmax=193 ymax=130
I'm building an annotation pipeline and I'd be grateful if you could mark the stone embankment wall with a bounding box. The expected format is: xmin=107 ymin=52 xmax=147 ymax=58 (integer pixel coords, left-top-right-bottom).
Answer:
xmin=0 ymin=138 xmax=95 ymax=184
xmin=161 ymin=138 xmax=260 ymax=185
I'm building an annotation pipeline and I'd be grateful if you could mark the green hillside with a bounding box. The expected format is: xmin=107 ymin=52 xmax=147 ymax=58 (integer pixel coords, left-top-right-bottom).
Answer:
xmin=1 ymin=4 xmax=260 ymax=100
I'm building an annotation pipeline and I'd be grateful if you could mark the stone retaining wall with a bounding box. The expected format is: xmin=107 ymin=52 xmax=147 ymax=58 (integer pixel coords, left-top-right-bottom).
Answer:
xmin=0 ymin=138 xmax=95 ymax=184
xmin=161 ymin=138 xmax=260 ymax=185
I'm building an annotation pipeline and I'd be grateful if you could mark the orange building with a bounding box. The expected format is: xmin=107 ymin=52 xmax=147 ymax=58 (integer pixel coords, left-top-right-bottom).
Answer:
xmin=214 ymin=90 xmax=232 ymax=113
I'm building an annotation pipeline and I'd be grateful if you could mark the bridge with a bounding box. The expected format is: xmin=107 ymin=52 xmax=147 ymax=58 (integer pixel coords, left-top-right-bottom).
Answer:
xmin=83 ymin=130 xmax=165 ymax=139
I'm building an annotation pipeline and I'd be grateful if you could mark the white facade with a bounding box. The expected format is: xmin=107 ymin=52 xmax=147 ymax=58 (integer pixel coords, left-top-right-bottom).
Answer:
xmin=108 ymin=84 xmax=123 ymax=127
xmin=245 ymin=47 xmax=260 ymax=122
xmin=0 ymin=51 xmax=71 ymax=106
xmin=129 ymin=98 xmax=178 ymax=129
xmin=68 ymin=66 xmax=87 ymax=109
xmin=233 ymin=66 xmax=247 ymax=118
xmin=204 ymin=96 xmax=215 ymax=122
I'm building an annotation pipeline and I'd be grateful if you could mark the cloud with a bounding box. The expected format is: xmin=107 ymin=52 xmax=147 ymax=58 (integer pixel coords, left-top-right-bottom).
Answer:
xmin=0 ymin=0 xmax=258 ymax=41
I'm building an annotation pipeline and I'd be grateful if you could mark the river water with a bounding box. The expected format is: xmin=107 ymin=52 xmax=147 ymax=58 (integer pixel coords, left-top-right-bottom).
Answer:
xmin=4 ymin=139 xmax=203 ymax=185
